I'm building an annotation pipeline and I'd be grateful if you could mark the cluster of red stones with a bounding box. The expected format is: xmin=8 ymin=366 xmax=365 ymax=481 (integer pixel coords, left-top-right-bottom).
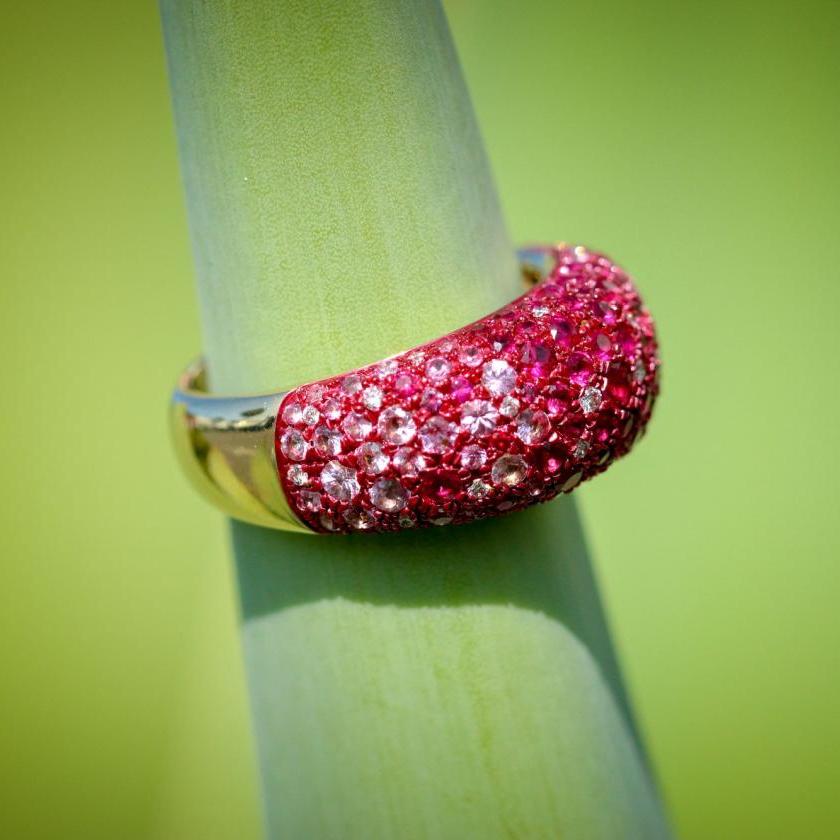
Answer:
xmin=275 ymin=245 xmax=659 ymax=534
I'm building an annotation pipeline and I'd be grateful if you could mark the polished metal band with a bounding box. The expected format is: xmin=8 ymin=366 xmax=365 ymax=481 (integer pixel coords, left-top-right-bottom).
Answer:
xmin=170 ymin=363 xmax=309 ymax=532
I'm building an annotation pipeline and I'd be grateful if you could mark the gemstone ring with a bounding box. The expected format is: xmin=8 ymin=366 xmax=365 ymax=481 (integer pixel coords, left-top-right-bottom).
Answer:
xmin=171 ymin=244 xmax=660 ymax=534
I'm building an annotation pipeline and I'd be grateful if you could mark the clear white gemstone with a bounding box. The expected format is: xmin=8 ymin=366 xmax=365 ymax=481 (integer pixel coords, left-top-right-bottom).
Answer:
xmin=321 ymin=398 xmax=341 ymax=420
xmin=378 ymin=359 xmax=398 ymax=378
xmin=491 ymin=454 xmax=528 ymax=486
xmin=320 ymin=461 xmax=360 ymax=501
xmin=378 ymin=406 xmax=417 ymax=445
xmin=460 ymin=444 xmax=487 ymax=470
xmin=460 ymin=400 xmax=498 ymax=437
xmin=482 ymin=359 xmax=516 ymax=396
xmin=574 ymin=440 xmax=590 ymax=460
xmin=280 ymin=428 xmax=308 ymax=461
xmin=393 ymin=447 xmax=427 ymax=476
xmin=299 ymin=490 xmax=322 ymax=512
xmin=431 ymin=516 xmax=453 ymax=526
xmin=532 ymin=306 xmax=549 ymax=317
xmin=419 ymin=416 xmax=455 ymax=454
xmin=287 ymin=465 xmax=309 ymax=486
xmin=420 ymin=388 xmax=443 ymax=411
xmin=313 ymin=425 xmax=342 ymax=456
xmin=515 ymin=409 xmax=550 ymax=445
xmin=355 ymin=442 xmax=389 ymax=475
xmin=596 ymin=334 xmax=612 ymax=352
xmin=362 ymin=385 xmax=383 ymax=410
xmin=369 ymin=478 xmax=408 ymax=512
xmin=499 ymin=395 xmax=520 ymax=418
xmin=341 ymin=374 xmax=362 ymax=395
xmin=341 ymin=412 xmax=372 ymax=441
xmin=633 ymin=359 xmax=646 ymax=382
xmin=425 ymin=356 xmax=451 ymax=381
xmin=468 ymin=479 xmax=491 ymax=499
xmin=579 ymin=386 xmax=603 ymax=415
xmin=398 ymin=513 xmax=416 ymax=529
xmin=281 ymin=403 xmax=303 ymax=425
xmin=458 ymin=345 xmax=483 ymax=368
xmin=301 ymin=405 xmax=320 ymax=426
xmin=344 ymin=507 xmax=375 ymax=529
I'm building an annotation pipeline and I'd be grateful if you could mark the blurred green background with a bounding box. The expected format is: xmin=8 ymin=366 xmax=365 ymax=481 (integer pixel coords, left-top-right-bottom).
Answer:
xmin=1 ymin=0 xmax=838 ymax=838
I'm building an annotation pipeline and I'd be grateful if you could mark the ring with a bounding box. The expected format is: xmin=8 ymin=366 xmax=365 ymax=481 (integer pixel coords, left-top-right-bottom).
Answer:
xmin=171 ymin=244 xmax=660 ymax=534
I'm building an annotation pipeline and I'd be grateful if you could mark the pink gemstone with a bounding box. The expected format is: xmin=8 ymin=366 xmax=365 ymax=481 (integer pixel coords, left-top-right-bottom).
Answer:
xmin=546 ymin=397 xmax=564 ymax=416
xmin=449 ymin=375 xmax=473 ymax=403
xmin=395 ymin=373 xmax=419 ymax=396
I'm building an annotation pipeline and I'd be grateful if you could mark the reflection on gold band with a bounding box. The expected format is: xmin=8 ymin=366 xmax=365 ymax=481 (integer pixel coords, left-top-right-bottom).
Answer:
xmin=170 ymin=361 xmax=311 ymax=533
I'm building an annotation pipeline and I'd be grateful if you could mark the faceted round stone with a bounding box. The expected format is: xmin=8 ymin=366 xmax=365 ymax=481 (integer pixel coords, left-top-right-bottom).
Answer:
xmin=280 ymin=428 xmax=308 ymax=461
xmin=393 ymin=447 xmax=427 ymax=476
xmin=574 ymin=439 xmax=590 ymax=460
xmin=596 ymin=334 xmax=612 ymax=353
xmin=460 ymin=400 xmax=498 ymax=437
xmin=362 ymin=385 xmax=383 ymax=410
xmin=313 ymin=425 xmax=342 ymax=456
xmin=281 ymin=402 xmax=303 ymax=425
xmin=450 ymin=375 xmax=473 ymax=403
xmin=378 ymin=359 xmax=398 ymax=378
xmin=307 ymin=385 xmax=326 ymax=403
xmin=301 ymin=405 xmax=320 ymax=426
xmin=550 ymin=318 xmax=574 ymax=345
xmin=344 ymin=507 xmax=375 ymax=529
xmin=320 ymin=461 xmax=360 ymax=501
xmin=299 ymin=490 xmax=323 ymax=513
xmin=420 ymin=388 xmax=443 ymax=411
xmin=458 ymin=345 xmax=483 ymax=368
xmin=398 ymin=513 xmax=416 ymax=529
xmin=321 ymin=398 xmax=341 ymax=420
xmin=520 ymin=340 xmax=554 ymax=366
xmin=378 ymin=406 xmax=417 ymax=445
xmin=369 ymin=478 xmax=408 ymax=512
xmin=425 ymin=356 xmax=451 ymax=381
xmin=579 ymin=386 xmax=603 ymax=415
xmin=491 ymin=454 xmax=528 ymax=486
xmin=468 ymin=479 xmax=491 ymax=499
xmin=419 ymin=416 xmax=455 ymax=454
xmin=499 ymin=395 xmax=520 ymax=418
xmin=515 ymin=409 xmax=551 ymax=445
xmin=460 ymin=444 xmax=487 ymax=470
xmin=482 ymin=358 xmax=517 ymax=396
xmin=287 ymin=464 xmax=308 ymax=486
xmin=355 ymin=442 xmax=389 ymax=475
xmin=341 ymin=412 xmax=372 ymax=441
xmin=341 ymin=374 xmax=362 ymax=395
xmin=567 ymin=352 xmax=593 ymax=386
xmin=395 ymin=373 xmax=418 ymax=396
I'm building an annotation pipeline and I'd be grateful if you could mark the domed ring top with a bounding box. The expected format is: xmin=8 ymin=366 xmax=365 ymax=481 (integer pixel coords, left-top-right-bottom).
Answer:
xmin=171 ymin=244 xmax=660 ymax=534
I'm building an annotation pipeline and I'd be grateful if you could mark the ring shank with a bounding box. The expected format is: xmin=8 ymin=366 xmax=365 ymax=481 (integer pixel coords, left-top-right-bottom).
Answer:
xmin=170 ymin=361 xmax=309 ymax=532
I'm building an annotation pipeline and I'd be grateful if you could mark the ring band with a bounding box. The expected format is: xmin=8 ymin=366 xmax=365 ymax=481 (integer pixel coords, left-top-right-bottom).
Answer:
xmin=171 ymin=244 xmax=660 ymax=534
